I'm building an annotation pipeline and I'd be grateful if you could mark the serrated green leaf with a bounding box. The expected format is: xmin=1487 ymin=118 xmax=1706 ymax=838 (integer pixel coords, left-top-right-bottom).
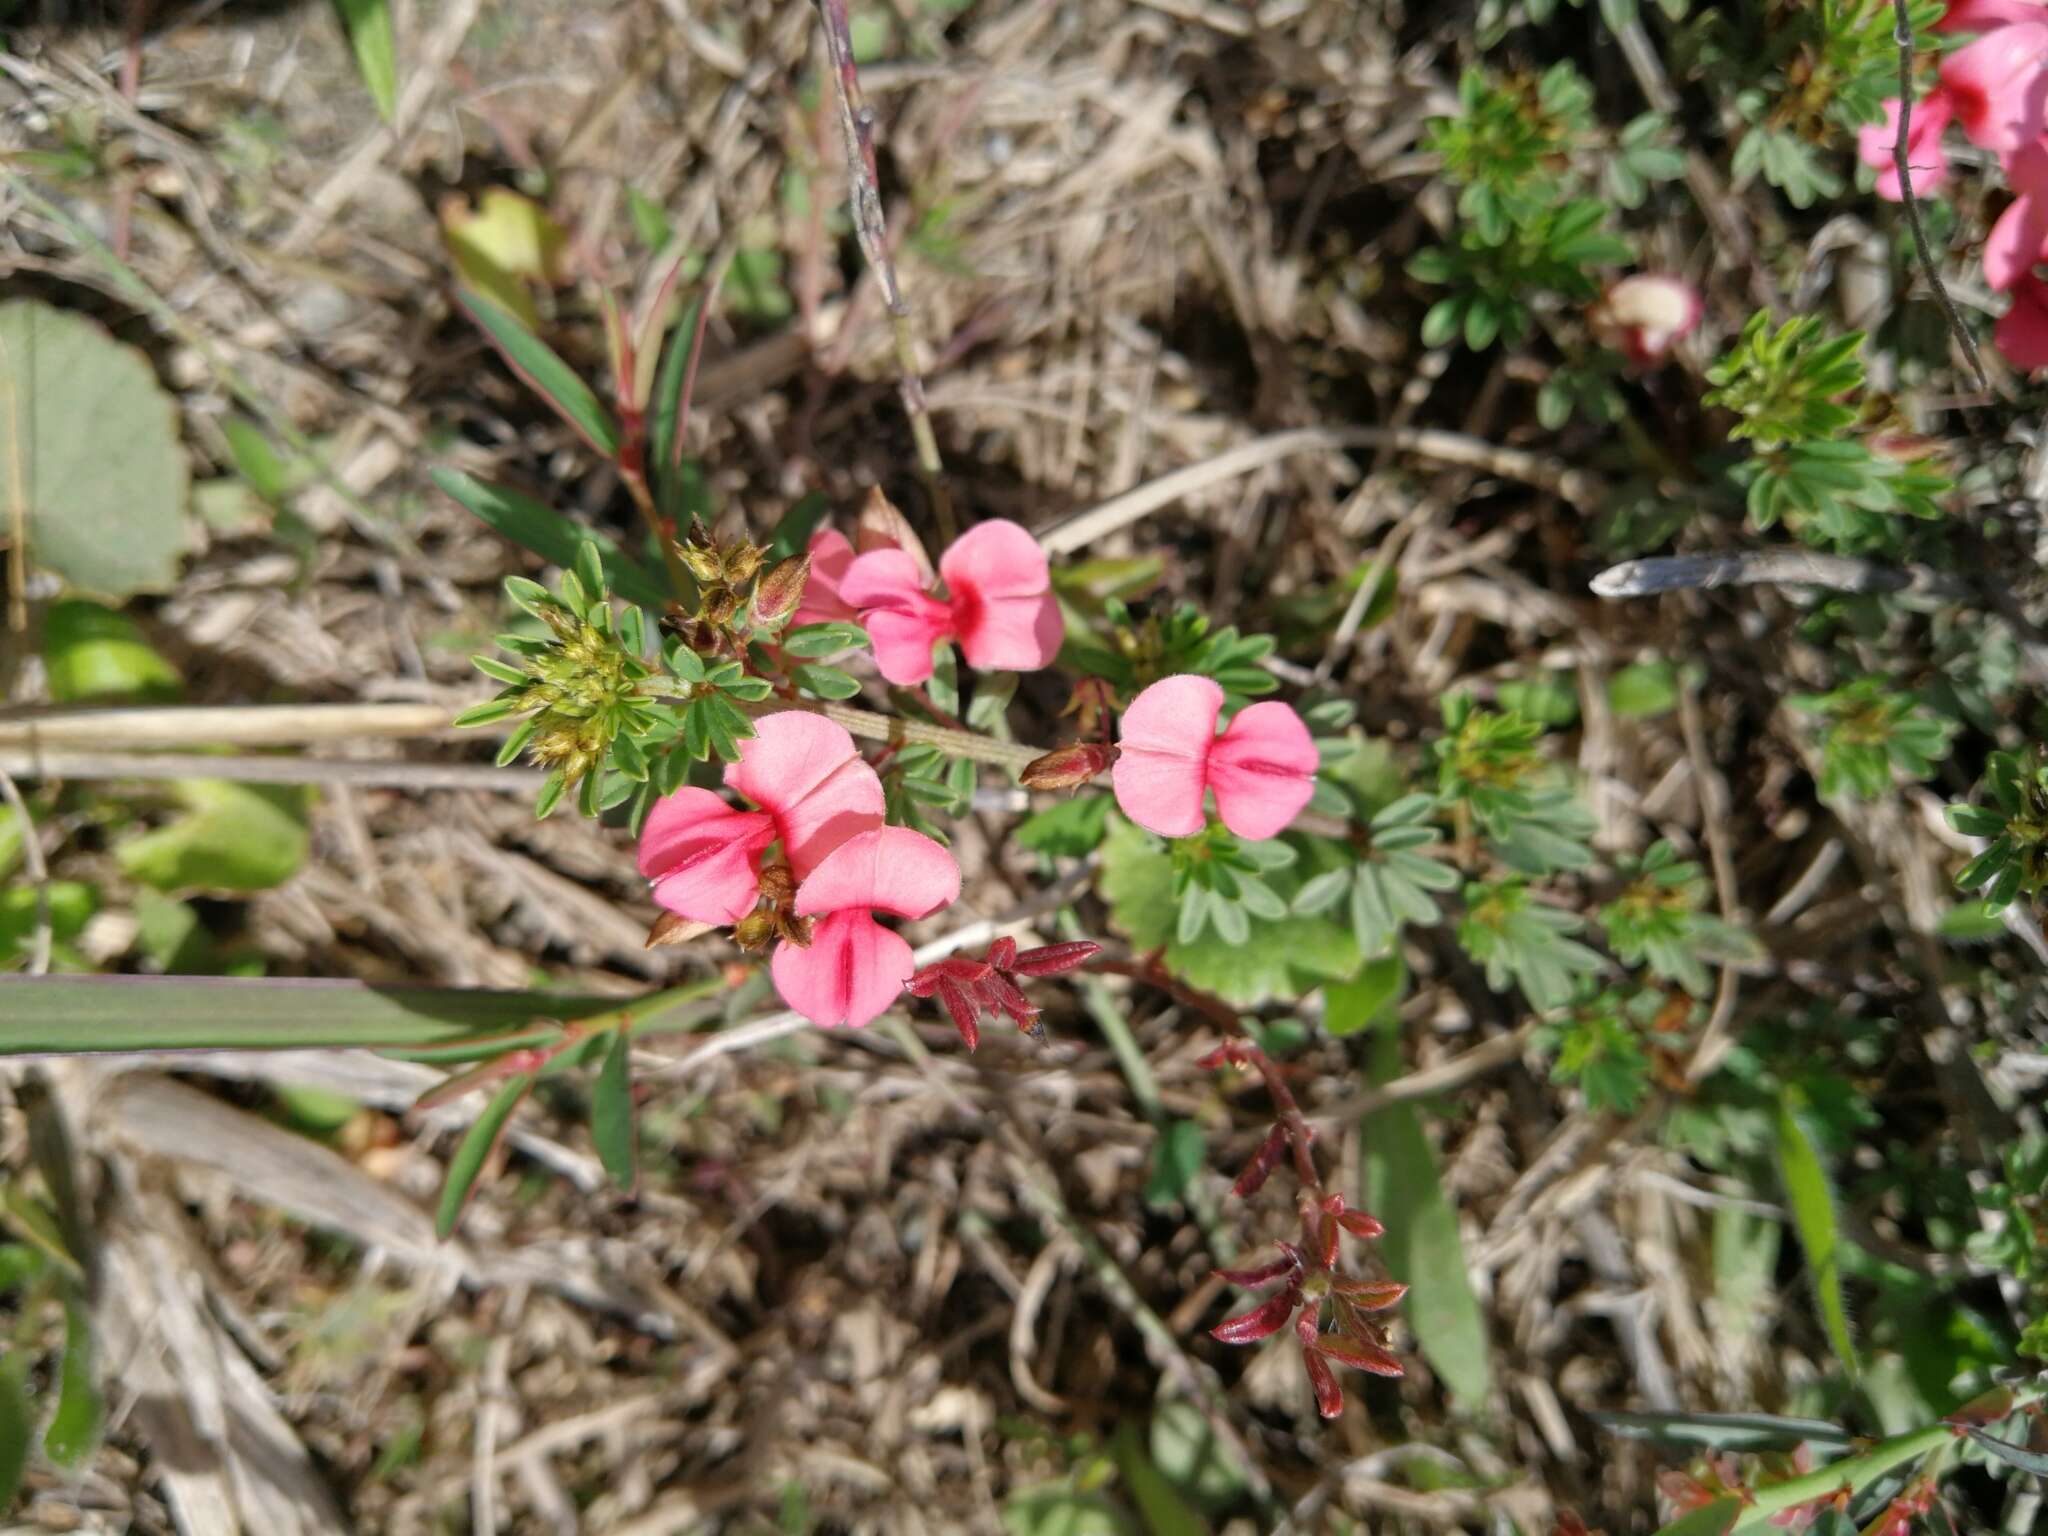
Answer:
xmin=0 ymin=300 xmax=188 ymax=598
xmin=436 ymin=1074 xmax=535 ymax=1238
xmin=592 ymin=1029 xmax=636 ymax=1190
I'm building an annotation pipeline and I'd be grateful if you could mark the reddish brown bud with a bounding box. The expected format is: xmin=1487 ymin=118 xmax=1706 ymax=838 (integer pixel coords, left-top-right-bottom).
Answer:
xmin=1297 ymin=1312 xmax=1346 ymax=1418
xmin=645 ymin=911 xmax=712 ymax=949
xmin=751 ymin=553 xmax=812 ymax=627
xmin=1330 ymin=1278 xmax=1407 ymax=1309
xmin=1211 ymin=1287 xmax=1298 ymax=1344
xmin=1214 ymin=1249 xmax=1301 ymax=1290
xmin=1020 ymin=741 xmax=1119 ymax=791
xmin=987 ymin=935 xmax=1018 ymax=970
xmin=1335 ymin=1208 xmax=1385 ymax=1240
xmin=935 ymin=978 xmax=980 ymax=1051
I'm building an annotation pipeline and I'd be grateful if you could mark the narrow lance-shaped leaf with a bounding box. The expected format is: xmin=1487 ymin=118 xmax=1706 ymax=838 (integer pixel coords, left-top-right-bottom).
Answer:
xmin=0 ymin=1352 xmax=30 ymax=1510
xmin=1774 ymin=1090 xmax=1860 ymax=1382
xmin=331 ymin=0 xmax=399 ymax=122
xmin=457 ymin=289 xmax=621 ymax=458
xmin=43 ymin=1299 xmax=102 ymax=1469
xmin=436 ymin=1074 xmax=536 ymax=1239
xmin=430 ymin=469 xmax=667 ymax=609
xmin=591 ymin=1030 xmax=637 ymax=1191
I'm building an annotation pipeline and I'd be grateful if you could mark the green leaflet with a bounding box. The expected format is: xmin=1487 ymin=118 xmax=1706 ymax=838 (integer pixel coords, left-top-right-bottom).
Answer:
xmin=1774 ymin=1089 xmax=1860 ymax=1382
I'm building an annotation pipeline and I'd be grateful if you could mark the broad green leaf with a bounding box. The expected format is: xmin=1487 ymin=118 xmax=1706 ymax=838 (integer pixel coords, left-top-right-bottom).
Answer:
xmin=115 ymin=780 xmax=311 ymax=893
xmin=0 ymin=1352 xmax=28 ymax=1510
xmin=1775 ymin=1090 xmax=1860 ymax=1381
xmin=1143 ymin=1119 xmax=1207 ymax=1210
xmin=43 ymin=1299 xmax=101 ymax=1468
xmin=1361 ymin=1030 xmax=1491 ymax=1404
xmin=2 ymin=881 xmax=95 ymax=970
xmin=429 ymin=469 xmax=668 ymax=608
xmin=591 ymin=1029 xmax=636 ymax=1190
xmin=436 ymin=1074 xmax=535 ymax=1237
xmin=1322 ymin=955 xmax=1405 ymax=1038
xmin=456 ymin=289 xmax=620 ymax=457
xmin=1099 ymin=818 xmax=1357 ymax=1006
xmin=1108 ymin=1423 xmax=1209 ymax=1536
xmin=792 ymin=663 xmax=862 ymax=700
xmin=41 ymin=599 xmax=181 ymax=702
xmin=0 ymin=975 xmax=709 ymax=1053
xmin=0 ymin=300 xmax=188 ymax=598
xmin=443 ymin=189 xmax=567 ymax=329
xmin=1016 ymin=793 xmax=1113 ymax=857
xmin=331 ymin=0 xmax=398 ymax=121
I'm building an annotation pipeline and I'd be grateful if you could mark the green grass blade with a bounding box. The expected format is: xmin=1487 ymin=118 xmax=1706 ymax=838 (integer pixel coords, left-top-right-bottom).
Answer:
xmin=591 ymin=1029 xmax=637 ymax=1190
xmin=0 ymin=1352 xmax=30 ymax=1511
xmin=42 ymin=1300 xmax=102 ymax=1469
xmin=0 ymin=976 xmax=641 ymax=1053
xmin=331 ymin=0 xmax=399 ymax=122
xmin=429 ymin=467 xmax=667 ymax=608
xmin=1775 ymin=1089 xmax=1860 ymax=1382
xmin=456 ymin=289 xmax=620 ymax=457
xmin=436 ymin=1074 xmax=534 ymax=1238
xmin=1359 ymin=1030 xmax=1492 ymax=1405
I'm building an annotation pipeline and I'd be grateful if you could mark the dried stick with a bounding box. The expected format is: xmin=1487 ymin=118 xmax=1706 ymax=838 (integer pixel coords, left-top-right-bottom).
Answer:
xmin=1892 ymin=0 xmax=1992 ymax=398
xmin=0 ymin=750 xmax=546 ymax=793
xmin=1590 ymin=549 xmax=1968 ymax=600
xmin=814 ymin=0 xmax=956 ymax=541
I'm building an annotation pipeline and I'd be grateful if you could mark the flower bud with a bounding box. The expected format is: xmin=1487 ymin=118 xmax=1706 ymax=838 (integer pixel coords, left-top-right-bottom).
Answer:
xmin=855 ymin=485 xmax=935 ymax=584
xmin=1020 ymin=741 xmax=1118 ymax=790
xmin=731 ymin=910 xmax=780 ymax=953
xmin=677 ymin=538 xmax=726 ymax=585
xmin=645 ymin=911 xmax=712 ymax=949
xmin=1590 ymin=274 xmax=1702 ymax=367
xmin=723 ymin=541 xmax=765 ymax=587
xmin=750 ymin=553 xmax=812 ymax=628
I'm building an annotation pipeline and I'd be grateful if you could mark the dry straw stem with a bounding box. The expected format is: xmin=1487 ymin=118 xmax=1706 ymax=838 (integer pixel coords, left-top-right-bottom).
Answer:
xmin=0 ymin=749 xmax=546 ymax=792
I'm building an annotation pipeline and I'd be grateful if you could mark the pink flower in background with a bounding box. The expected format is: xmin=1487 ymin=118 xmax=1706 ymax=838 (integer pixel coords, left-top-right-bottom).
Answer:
xmin=772 ymin=826 xmax=961 ymax=1027
xmin=1589 ymin=274 xmax=1703 ymax=365
xmin=1110 ymin=675 xmax=1318 ymax=841
xmin=1986 ymin=140 xmax=2048 ymax=287
xmin=1858 ymin=92 xmax=1955 ymax=198
xmin=841 ymin=519 xmax=1063 ymax=686
xmin=1939 ymin=23 xmax=2048 ymax=152
xmin=1935 ymin=0 xmax=2046 ymax=33
xmin=1996 ymin=270 xmax=2048 ymax=369
xmin=637 ymin=713 xmax=884 ymax=925
xmin=789 ymin=527 xmax=861 ymax=628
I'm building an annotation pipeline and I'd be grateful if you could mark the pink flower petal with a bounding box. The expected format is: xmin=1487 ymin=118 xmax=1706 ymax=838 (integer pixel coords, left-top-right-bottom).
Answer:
xmin=636 ymin=787 xmax=775 ymax=925
xmin=771 ymin=908 xmax=916 ymax=1028
xmin=842 ymin=549 xmax=956 ymax=684
xmin=1111 ymin=675 xmax=1225 ymax=839
xmin=957 ymin=592 xmax=1064 ymax=672
xmin=1936 ymin=0 xmax=2046 ymax=32
xmin=1996 ymin=271 xmax=2048 ymax=370
xmin=1857 ymin=94 xmax=1953 ymax=200
xmin=1208 ymin=700 xmax=1318 ymax=840
xmin=724 ymin=712 xmax=886 ymax=878
xmin=1986 ymin=193 xmax=2048 ymax=291
xmin=793 ymin=825 xmax=961 ymax=920
xmin=1940 ymin=24 xmax=2048 ymax=151
xmin=938 ymin=520 xmax=1051 ymax=601
xmin=790 ymin=528 xmax=861 ymax=628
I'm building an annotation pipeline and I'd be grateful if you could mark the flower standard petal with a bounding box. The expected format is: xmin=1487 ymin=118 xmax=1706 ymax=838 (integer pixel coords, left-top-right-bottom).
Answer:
xmin=635 ymin=787 xmax=776 ymax=926
xmin=1207 ymin=700 xmax=1318 ymax=840
xmin=793 ymin=826 xmax=962 ymax=920
xmin=1940 ymin=24 xmax=2048 ymax=151
xmin=1111 ymin=674 xmax=1225 ymax=838
xmin=790 ymin=528 xmax=861 ymax=628
xmin=770 ymin=908 xmax=917 ymax=1028
xmin=724 ymin=713 xmax=887 ymax=877
xmin=938 ymin=520 xmax=1053 ymax=600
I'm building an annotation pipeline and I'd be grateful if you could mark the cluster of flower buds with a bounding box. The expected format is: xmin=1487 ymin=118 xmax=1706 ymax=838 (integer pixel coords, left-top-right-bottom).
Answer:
xmin=672 ymin=522 xmax=812 ymax=644
xmin=909 ymin=937 xmax=1102 ymax=1049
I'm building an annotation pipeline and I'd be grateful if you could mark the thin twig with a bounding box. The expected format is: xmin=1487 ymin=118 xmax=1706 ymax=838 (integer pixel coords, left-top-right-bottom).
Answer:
xmin=0 ymin=750 xmax=547 ymax=792
xmin=1590 ymin=549 xmax=1967 ymax=601
xmin=0 ymin=768 xmax=51 ymax=976
xmin=814 ymin=0 xmax=955 ymax=540
xmin=1892 ymin=0 xmax=1992 ymax=398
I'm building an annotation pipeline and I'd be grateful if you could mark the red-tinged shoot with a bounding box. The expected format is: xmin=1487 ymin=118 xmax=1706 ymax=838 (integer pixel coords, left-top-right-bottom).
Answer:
xmin=909 ymin=937 xmax=1102 ymax=1049
xmin=1110 ymin=675 xmax=1318 ymax=841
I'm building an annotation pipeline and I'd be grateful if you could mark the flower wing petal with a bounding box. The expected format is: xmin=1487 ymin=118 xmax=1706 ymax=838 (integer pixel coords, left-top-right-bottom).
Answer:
xmin=771 ymin=909 xmax=916 ymax=1028
xmin=724 ymin=714 xmax=887 ymax=879
xmin=957 ymin=592 xmax=1064 ymax=673
xmin=1207 ymin=700 xmax=1318 ymax=840
xmin=1111 ymin=674 xmax=1223 ymax=838
xmin=793 ymin=825 xmax=962 ymax=920
xmin=636 ymin=788 xmax=774 ymax=925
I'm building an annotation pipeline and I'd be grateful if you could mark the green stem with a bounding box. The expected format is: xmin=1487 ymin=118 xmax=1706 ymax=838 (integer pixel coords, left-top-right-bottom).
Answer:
xmin=1729 ymin=1422 xmax=1950 ymax=1527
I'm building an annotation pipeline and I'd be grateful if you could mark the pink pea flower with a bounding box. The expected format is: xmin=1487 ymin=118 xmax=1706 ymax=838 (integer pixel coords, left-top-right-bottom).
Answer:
xmin=771 ymin=826 xmax=961 ymax=1027
xmin=1589 ymin=274 xmax=1703 ymax=365
xmin=1939 ymin=23 xmax=2048 ymax=153
xmin=1986 ymin=139 xmax=2048 ymax=288
xmin=789 ymin=528 xmax=861 ymax=628
xmin=636 ymin=712 xmax=885 ymax=926
xmin=1857 ymin=92 xmax=1955 ymax=199
xmin=1110 ymin=675 xmax=1318 ymax=841
xmin=1996 ymin=270 xmax=2048 ymax=370
xmin=840 ymin=519 xmax=1064 ymax=686
xmin=1935 ymin=0 xmax=2046 ymax=32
